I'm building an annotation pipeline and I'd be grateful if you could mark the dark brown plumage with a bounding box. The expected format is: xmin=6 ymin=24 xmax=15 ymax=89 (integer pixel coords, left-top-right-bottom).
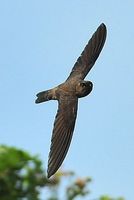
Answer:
xmin=35 ymin=23 xmax=107 ymax=178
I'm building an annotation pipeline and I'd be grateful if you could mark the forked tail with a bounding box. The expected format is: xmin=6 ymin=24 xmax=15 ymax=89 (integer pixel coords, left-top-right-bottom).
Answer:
xmin=35 ymin=90 xmax=53 ymax=103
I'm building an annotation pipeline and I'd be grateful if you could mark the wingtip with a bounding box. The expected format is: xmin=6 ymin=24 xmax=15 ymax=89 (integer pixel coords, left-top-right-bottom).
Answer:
xmin=100 ymin=23 xmax=107 ymax=31
xmin=100 ymin=22 xmax=106 ymax=27
xmin=98 ymin=23 xmax=107 ymax=39
xmin=47 ymin=169 xmax=54 ymax=179
xmin=47 ymin=161 xmax=59 ymax=179
xmin=47 ymin=174 xmax=51 ymax=179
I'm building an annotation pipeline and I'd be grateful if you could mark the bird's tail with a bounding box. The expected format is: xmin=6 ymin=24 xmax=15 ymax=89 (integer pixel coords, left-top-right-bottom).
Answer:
xmin=35 ymin=89 xmax=54 ymax=104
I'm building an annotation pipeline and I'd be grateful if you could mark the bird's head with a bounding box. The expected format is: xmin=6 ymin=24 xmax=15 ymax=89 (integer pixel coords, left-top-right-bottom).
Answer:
xmin=76 ymin=81 xmax=93 ymax=98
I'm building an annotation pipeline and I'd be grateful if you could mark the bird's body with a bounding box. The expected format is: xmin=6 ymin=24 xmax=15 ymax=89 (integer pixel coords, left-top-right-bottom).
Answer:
xmin=36 ymin=80 xmax=93 ymax=102
xmin=35 ymin=23 xmax=107 ymax=178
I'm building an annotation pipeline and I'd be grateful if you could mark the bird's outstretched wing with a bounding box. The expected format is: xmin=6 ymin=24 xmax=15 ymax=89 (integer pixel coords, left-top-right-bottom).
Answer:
xmin=47 ymin=96 xmax=78 ymax=178
xmin=67 ymin=23 xmax=107 ymax=81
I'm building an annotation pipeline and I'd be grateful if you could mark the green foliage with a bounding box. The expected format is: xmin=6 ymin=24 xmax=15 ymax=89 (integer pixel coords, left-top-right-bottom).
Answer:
xmin=0 ymin=145 xmax=125 ymax=200
xmin=99 ymin=196 xmax=125 ymax=200
xmin=0 ymin=145 xmax=91 ymax=200
xmin=0 ymin=145 xmax=47 ymax=200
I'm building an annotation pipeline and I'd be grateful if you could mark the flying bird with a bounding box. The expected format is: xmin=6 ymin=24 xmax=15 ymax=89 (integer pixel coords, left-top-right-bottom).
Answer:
xmin=35 ymin=23 xmax=107 ymax=178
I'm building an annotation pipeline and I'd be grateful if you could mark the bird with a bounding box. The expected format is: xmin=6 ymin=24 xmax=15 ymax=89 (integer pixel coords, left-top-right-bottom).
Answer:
xmin=35 ymin=23 xmax=107 ymax=178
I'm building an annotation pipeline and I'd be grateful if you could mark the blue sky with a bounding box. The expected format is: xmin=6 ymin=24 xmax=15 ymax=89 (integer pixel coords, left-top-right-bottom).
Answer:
xmin=0 ymin=1 xmax=134 ymax=199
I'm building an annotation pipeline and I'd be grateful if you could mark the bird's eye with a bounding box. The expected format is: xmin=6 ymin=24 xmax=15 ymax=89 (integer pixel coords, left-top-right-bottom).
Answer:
xmin=81 ymin=83 xmax=86 ymax=87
